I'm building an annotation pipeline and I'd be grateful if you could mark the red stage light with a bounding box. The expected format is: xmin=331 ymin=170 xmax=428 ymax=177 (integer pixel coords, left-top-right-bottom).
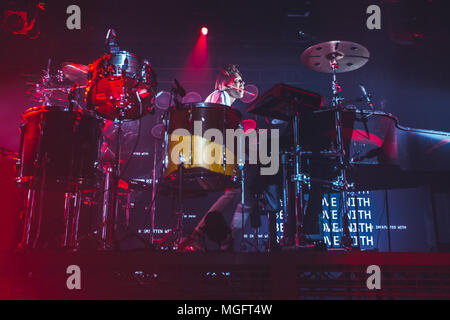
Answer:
xmin=201 ymin=27 xmax=208 ymax=36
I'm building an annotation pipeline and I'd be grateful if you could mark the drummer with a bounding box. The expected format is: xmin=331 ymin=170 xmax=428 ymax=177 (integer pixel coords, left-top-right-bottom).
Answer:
xmin=205 ymin=64 xmax=245 ymax=106
xmin=180 ymin=64 xmax=257 ymax=252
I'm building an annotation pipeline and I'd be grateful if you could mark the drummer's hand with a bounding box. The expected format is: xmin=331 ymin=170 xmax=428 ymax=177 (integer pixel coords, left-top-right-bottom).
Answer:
xmin=241 ymin=119 xmax=256 ymax=134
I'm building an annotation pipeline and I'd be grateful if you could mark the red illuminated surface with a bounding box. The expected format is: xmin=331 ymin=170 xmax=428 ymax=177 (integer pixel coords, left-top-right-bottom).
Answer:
xmin=327 ymin=128 xmax=384 ymax=147
xmin=241 ymin=119 xmax=257 ymax=134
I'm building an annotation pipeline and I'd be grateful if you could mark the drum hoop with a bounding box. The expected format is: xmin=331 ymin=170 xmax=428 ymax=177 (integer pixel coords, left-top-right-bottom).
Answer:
xmin=172 ymin=102 xmax=242 ymax=118
xmin=23 ymin=105 xmax=82 ymax=115
xmin=109 ymin=51 xmax=141 ymax=62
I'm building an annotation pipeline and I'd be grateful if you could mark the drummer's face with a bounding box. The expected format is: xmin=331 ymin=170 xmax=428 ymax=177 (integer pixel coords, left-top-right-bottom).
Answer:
xmin=227 ymin=74 xmax=245 ymax=99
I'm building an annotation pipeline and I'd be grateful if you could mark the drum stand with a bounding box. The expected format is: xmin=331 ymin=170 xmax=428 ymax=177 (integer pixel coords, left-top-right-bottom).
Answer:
xmin=280 ymin=109 xmax=309 ymax=248
xmin=238 ymin=163 xmax=260 ymax=252
xmin=18 ymin=150 xmax=49 ymax=249
xmin=157 ymin=160 xmax=186 ymax=249
xmin=63 ymin=191 xmax=82 ymax=248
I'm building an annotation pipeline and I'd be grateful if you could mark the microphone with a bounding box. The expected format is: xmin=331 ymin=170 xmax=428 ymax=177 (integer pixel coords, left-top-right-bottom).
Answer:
xmin=173 ymin=78 xmax=186 ymax=97
xmin=105 ymin=28 xmax=120 ymax=54
xmin=358 ymin=84 xmax=374 ymax=109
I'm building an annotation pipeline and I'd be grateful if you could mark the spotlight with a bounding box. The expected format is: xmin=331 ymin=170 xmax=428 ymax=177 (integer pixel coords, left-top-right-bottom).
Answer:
xmin=201 ymin=26 xmax=208 ymax=36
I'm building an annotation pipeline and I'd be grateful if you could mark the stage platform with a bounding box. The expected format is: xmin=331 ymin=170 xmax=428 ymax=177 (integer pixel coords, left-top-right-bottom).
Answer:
xmin=1 ymin=250 xmax=449 ymax=299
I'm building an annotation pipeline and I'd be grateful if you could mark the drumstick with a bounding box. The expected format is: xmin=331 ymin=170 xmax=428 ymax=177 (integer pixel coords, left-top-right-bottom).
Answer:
xmin=227 ymin=85 xmax=256 ymax=96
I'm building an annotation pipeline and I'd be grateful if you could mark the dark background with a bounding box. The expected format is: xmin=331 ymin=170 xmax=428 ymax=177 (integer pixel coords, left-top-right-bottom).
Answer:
xmin=1 ymin=0 xmax=449 ymax=151
xmin=1 ymin=0 xmax=449 ymax=251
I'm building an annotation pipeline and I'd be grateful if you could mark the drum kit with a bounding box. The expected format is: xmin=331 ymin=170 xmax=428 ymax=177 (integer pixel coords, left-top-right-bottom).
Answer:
xmin=15 ymin=31 xmax=371 ymax=251
xmin=16 ymin=30 xmax=246 ymax=250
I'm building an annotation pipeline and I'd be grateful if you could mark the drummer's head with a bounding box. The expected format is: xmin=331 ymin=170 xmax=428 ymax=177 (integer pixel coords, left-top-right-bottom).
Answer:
xmin=215 ymin=64 xmax=245 ymax=100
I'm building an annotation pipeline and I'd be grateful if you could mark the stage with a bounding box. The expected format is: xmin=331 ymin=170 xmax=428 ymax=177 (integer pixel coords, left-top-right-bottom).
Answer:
xmin=1 ymin=0 xmax=450 ymax=302
xmin=1 ymin=250 xmax=449 ymax=299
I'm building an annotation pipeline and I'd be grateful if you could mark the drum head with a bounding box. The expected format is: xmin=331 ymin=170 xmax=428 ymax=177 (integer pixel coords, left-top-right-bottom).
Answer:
xmin=87 ymin=77 xmax=154 ymax=121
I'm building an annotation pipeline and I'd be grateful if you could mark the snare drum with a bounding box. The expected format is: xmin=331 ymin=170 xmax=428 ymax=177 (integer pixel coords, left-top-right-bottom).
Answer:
xmin=85 ymin=51 xmax=157 ymax=121
xmin=17 ymin=106 xmax=103 ymax=191
xmin=162 ymin=102 xmax=242 ymax=192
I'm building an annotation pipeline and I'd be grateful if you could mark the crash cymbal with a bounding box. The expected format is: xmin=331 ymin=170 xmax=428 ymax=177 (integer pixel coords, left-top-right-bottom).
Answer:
xmin=301 ymin=40 xmax=370 ymax=73
xmin=62 ymin=62 xmax=89 ymax=84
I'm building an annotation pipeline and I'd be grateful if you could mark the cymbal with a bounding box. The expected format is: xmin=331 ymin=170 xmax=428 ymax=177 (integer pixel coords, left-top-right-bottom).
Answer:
xmin=62 ymin=62 xmax=88 ymax=84
xmin=301 ymin=40 xmax=369 ymax=73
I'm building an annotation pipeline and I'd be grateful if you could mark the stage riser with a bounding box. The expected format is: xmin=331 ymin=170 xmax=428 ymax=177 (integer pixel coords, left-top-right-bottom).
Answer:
xmin=1 ymin=251 xmax=449 ymax=299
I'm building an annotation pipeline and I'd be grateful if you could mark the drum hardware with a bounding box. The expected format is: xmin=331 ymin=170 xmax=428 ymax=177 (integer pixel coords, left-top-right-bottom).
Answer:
xmin=246 ymin=83 xmax=322 ymax=248
xmin=26 ymin=59 xmax=87 ymax=109
xmin=81 ymin=30 xmax=157 ymax=250
xmin=157 ymin=157 xmax=187 ymax=250
xmin=280 ymin=151 xmax=291 ymax=246
xmin=301 ymin=40 xmax=370 ymax=249
xmin=18 ymin=152 xmax=48 ymax=249
xmin=144 ymin=122 xmax=165 ymax=244
xmin=101 ymin=165 xmax=113 ymax=249
xmin=330 ymin=52 xmax=352 ymax=248
xmin=291 ymin=173 xmax=311 ymax=189
xmin=292 ymin=111 xmax=307 ymax=246
xmin=149 ymin=137 xmax=159 ymax=244
xmin=72 ymin=166 xmax=154 ymax=251
xmin=63 ymin=191 xmax=82 ymax=248
xmin=16 ymin=104 xmax=102 ymax=249
xmin=237 ymin=130 xmax=260 ymax=252
xmin=300 ymin=149 xmax=344 ymax=159
xmin=222 ymin=107 xmax=226 ymax=175
xmin=104 ymin=94 xmax=129 ymax=249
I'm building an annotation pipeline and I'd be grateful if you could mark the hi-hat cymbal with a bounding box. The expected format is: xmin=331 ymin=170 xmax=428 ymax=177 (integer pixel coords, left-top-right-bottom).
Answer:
xmin=301 ymin=40 xmax=370 ymax=73
xmin=62 ymin=62 xmax=89 ymax=84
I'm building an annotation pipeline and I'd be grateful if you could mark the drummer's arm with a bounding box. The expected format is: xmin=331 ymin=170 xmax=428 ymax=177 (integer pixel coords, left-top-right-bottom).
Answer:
xmin=205 ymin=91 xmax=227 ymax=105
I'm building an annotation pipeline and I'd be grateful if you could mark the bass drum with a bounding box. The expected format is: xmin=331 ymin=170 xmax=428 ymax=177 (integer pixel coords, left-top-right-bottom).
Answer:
xmin=17 ymin=106 xmax=103 ymax=191
xmin=162 ymin=102 xmax=242 ymax=193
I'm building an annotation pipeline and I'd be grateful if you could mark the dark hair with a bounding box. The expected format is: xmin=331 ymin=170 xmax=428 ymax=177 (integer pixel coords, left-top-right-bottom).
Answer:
xmin=214 ymin=64 xmax=242 ymax=90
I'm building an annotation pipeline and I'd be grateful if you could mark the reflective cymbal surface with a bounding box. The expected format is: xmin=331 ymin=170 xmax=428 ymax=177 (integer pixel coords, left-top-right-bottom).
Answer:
xmin=301 ymin=40 xmax=370 ymax=73
xmin=62 ymin=63 xmax=89 ymax=84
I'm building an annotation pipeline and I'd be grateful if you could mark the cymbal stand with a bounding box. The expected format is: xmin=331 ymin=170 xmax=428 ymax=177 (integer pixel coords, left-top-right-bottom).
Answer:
xmin=100 ymin=166 xmax=113 ymax=249
xmin=238 ymin=161 xmax=259 ymax=251
xmin=236 ymin=125 xmax=259 ymax=252
xmin=291 ymin=111 xmax=306 ymax=246
xmin=175 ymin=160 xmax=185 ymax=247
xmin=149 ymin=138 xmax=158 ymax=244
xmin=329 ymin=56 xmax=353 ymax=249
xmin=100 ymin=65 xmax=127 ymax=250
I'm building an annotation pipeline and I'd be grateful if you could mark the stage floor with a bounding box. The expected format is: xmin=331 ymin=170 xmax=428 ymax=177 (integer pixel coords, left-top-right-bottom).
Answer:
xmin=1 ymin=250 xmax=449 ymax=299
